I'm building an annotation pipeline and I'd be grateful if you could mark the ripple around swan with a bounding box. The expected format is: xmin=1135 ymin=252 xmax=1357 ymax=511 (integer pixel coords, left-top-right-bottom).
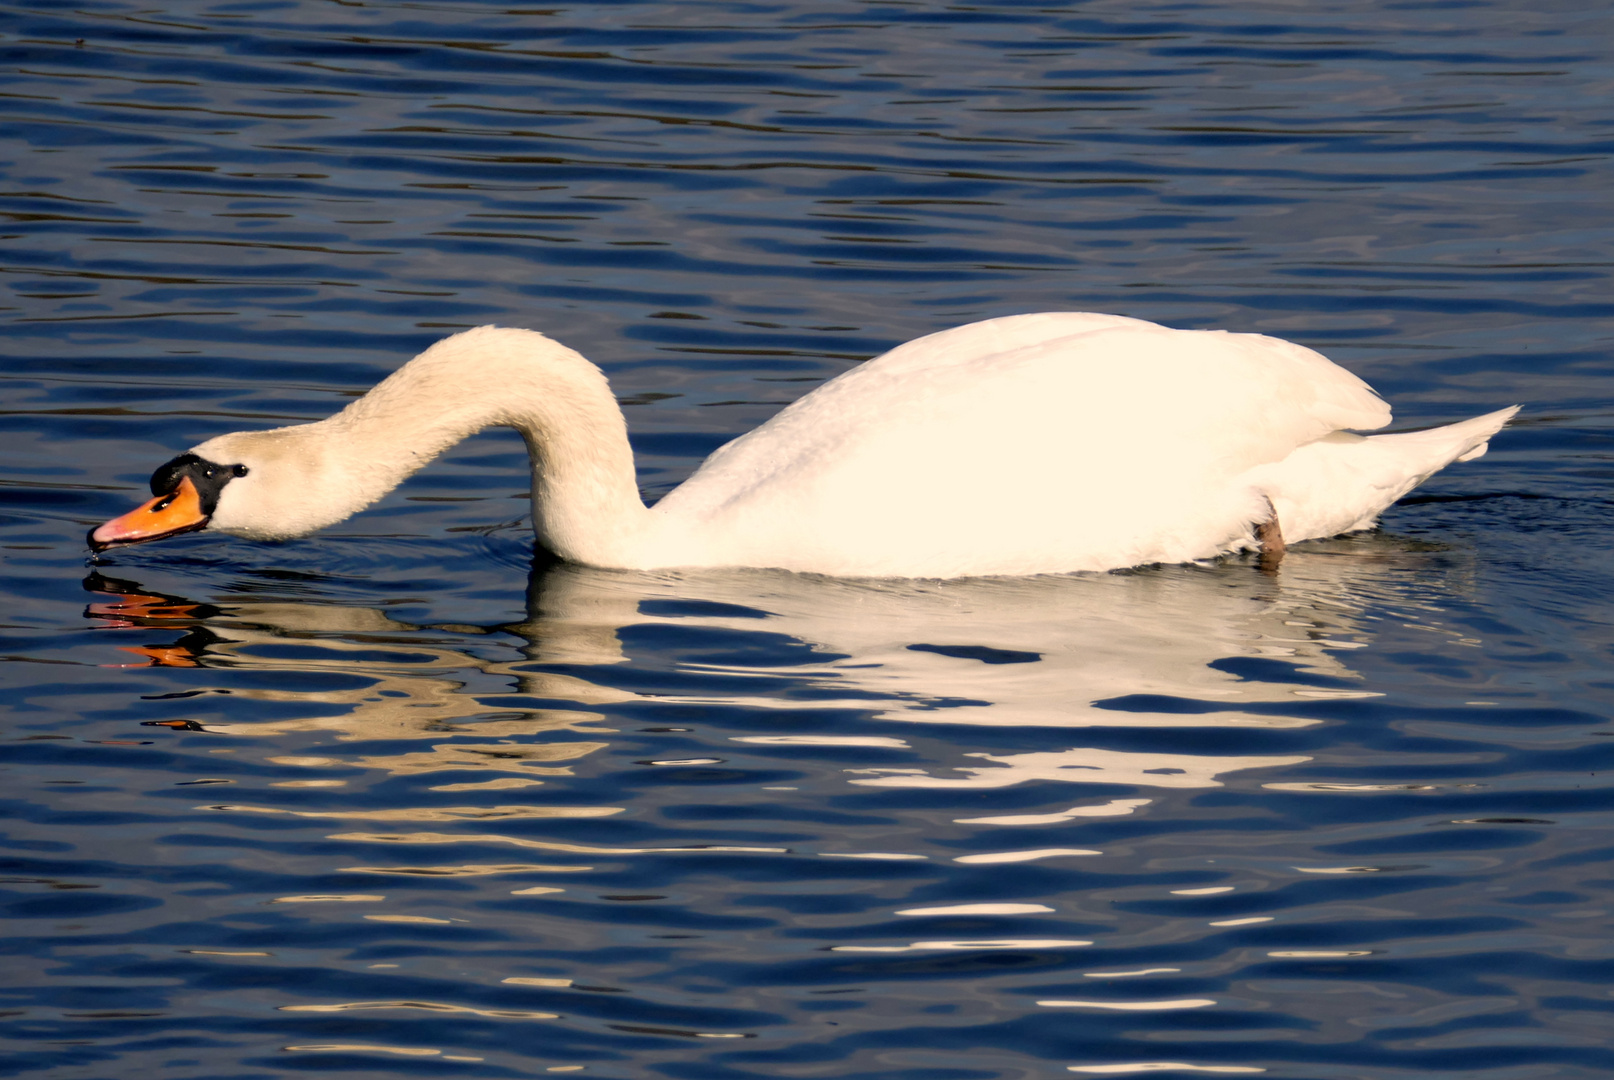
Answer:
xmin=4 ymin=0 xmax=1614 ymax=1077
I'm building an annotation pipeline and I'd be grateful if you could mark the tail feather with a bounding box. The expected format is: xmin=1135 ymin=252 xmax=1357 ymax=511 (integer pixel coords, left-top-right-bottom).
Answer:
xmin=1246 ymin=405 xmax=1520 ymax=546
xmin=1369 ymin=405 xmax=1520 ymax=471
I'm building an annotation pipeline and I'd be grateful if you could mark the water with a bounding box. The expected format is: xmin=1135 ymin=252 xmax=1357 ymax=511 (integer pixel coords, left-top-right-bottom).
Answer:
xmin=3 ymin=1 xmax=1613 ymax=1077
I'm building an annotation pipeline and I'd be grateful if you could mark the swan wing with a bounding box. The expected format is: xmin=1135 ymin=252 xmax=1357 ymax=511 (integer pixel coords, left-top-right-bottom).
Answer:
xmin=655 ymin=314 xmax=1392 ymax=576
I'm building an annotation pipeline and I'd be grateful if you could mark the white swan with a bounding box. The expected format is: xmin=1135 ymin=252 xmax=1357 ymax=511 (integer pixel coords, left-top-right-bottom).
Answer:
xmin=89 ymin=312 xmax=1516 ymax=577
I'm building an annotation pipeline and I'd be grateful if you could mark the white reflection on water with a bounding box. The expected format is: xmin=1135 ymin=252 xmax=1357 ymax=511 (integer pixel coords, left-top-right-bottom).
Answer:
xmin=283 ymin=1044 xmax=460 ymax=1058
xmin=86 ymin=572 xmax=617 ymax=776
xmin=896 ymin=903 xmax=1054 ymax=915
xmin=952 ymin=848 xmax=1102 ymax=864
xmin=849 ymin=748 xmax=1307 ymax=792
xmin=271 ymin=893 xmax=384 ymax=903
xmin=280 ymin=1000 xmax=558 ymax=1019
xmin=1039 ymin=998 xmax=1216 ymax=1010
xmin=515 ymin=544 xmax=1441 ymax=792
xmin=955 ymin=798 xmax=1151 ymax=824
xmin=1066 ymin=1066 xmax=1264 ymax=1075
xmin=88 ymin=539 xmax=1461 ymax=795
xmin=205 ymin=803 xmax=622 ymax=820
xmin=324 ymin=831 xmax=785 ymax=855
xmin=525 ymin=543 xmax=1398 ymax=727
xmin=831 ymin=938 xmax=1093 ymax=953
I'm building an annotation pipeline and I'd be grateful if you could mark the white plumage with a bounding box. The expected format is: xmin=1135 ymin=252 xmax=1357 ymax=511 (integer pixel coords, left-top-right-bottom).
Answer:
xmin=129 ymin=313 xmax=1515 ymax=577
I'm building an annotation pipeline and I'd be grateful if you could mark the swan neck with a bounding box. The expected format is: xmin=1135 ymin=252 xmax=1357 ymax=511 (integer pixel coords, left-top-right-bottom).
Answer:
xmin=330 ymin=327 xmax=651 ymax=565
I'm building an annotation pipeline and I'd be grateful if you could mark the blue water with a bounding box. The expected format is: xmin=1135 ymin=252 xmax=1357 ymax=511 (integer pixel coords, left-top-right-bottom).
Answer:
xmin=3 ymin=1 xmax=1613 ymax=1077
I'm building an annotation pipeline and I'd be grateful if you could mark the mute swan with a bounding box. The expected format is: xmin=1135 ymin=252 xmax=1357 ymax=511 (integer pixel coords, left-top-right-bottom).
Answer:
xmin=88 ymin=312 xmax=1516 ymax=578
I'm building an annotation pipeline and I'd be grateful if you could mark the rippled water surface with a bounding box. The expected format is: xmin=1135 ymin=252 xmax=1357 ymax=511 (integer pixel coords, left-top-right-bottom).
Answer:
xmin=3 ymin=1 xmax=1613 ymax=1077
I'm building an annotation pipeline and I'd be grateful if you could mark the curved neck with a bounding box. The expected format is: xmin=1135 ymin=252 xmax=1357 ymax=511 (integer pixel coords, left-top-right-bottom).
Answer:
xmin=322 ymin=326 xmax=652 ymax=565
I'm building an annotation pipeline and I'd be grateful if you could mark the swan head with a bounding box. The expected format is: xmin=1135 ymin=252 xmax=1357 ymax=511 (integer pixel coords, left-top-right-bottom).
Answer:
xmin=87 ymin=450 xmax=250 ymax=551
xmin=88 ymin=424 xmax=370 ymax=551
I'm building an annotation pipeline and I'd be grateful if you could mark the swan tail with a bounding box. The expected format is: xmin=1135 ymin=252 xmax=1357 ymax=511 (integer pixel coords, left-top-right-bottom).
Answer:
xmin=1243 ymin=405 xmax=1520 ymax=546
xmin=1368 ymin=405 xmax=1520 ymax=468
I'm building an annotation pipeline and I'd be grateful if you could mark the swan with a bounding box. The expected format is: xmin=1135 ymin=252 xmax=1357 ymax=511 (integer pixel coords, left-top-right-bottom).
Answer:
xmin=88 ymin=312 xmax=1517 ymax=578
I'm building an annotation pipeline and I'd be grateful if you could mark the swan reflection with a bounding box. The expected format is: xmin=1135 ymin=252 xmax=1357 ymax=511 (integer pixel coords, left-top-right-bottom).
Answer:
xmin=519 ymin=543 xmax=1424 ymax=792
xmin=524 ymin=549 xmax=1386 ymax=731
xmin=85 ymin=538 xmax=1453 ymax=794
xmin=85 ymin=571 xmax=617 ymax=779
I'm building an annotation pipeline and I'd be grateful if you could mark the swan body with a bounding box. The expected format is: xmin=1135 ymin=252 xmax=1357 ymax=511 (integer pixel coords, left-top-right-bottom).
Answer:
xmin=90 ymin=313 xmax=1517 ymax=577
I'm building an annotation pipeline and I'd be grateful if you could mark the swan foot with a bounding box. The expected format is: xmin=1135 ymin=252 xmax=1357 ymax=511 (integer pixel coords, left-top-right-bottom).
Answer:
xmin=1256 ymin=497 xmax=1285 ymax=573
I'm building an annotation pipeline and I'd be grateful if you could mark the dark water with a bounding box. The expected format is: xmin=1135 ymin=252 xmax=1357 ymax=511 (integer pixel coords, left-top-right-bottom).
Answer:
xmin=3 ymin=1 xmax=1613 ymax=1077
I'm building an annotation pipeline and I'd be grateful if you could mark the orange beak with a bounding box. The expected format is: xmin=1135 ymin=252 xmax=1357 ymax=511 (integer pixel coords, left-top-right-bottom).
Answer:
xmin=88 ymin=476 xmax=210 ymax=552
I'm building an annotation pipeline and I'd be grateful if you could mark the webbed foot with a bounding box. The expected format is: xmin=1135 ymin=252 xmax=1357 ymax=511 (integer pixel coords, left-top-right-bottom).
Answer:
xmin=1256 ymin=497 xmax=1285 ymax=573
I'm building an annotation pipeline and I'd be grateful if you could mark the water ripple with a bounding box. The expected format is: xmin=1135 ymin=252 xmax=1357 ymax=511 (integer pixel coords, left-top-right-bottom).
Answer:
xmin=3 ymin=1 xmax=1612 ymax=1077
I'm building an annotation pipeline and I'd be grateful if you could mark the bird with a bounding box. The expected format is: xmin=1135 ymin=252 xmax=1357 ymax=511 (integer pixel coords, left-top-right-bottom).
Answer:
xmin=88 ymin=312 xmax=1517 ymax=578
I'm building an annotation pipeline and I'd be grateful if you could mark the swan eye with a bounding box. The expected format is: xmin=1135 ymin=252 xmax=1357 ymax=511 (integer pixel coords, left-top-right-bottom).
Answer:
xmin=147 ymin=453 xmax=249 ymax=516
